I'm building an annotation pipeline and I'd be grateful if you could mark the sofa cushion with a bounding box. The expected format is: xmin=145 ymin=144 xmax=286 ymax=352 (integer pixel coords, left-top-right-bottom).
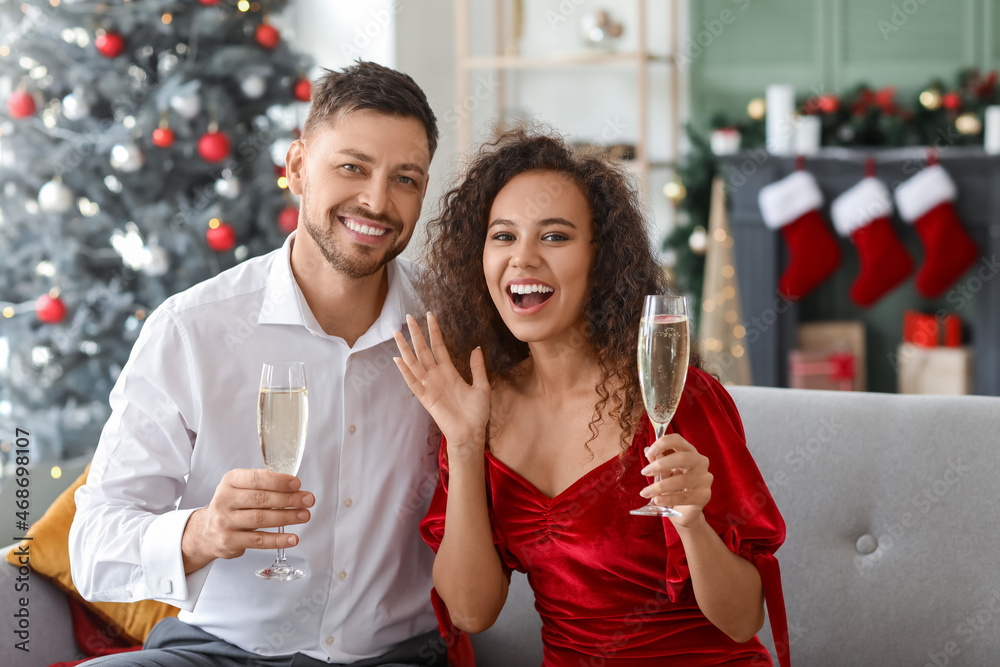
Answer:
xmin=728 ymin=386 xmax=1000 ymax=667
xmin=5 ymin=465 xmax=179 ymax=645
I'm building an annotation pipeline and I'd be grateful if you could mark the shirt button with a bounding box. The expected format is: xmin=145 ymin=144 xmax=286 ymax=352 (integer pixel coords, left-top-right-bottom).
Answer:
xmin=325 ymin=636 xmax=334 ymax=645
xmin=344 ymin=498 xmax=353 ymax=507
xmin=348 ymin=424 xmax=356 ymax=434
xmin=338 ymin=571 xmax=347 ymax=580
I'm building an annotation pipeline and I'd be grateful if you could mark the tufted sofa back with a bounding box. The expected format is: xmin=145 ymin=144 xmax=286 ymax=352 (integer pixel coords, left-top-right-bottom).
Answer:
xmin=730 ymin=385 xmax=1000 ymax=666
xmin=472 ymin=386 xmax=1000 ymax=666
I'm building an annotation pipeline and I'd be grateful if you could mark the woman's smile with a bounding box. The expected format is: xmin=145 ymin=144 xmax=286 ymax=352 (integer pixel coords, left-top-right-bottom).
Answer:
xmin=507 ymin=279 xmax=556 ymax=312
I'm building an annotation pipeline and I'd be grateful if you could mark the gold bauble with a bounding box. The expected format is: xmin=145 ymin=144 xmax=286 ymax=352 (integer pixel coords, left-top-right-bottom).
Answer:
xmin=919 ymin=89 xmax=942 ymax=111
xmin=747 ymin=97 xmax=766 ymax=121
xmin=955 ymin=112 xmax=982 ymax=135
xmin=663 ymin=180 xmax=686 ymax=203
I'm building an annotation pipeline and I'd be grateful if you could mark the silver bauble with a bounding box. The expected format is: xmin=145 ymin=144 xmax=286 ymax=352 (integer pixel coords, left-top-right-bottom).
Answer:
xmin=169 ymin=91 xmax=201 ymax=119
xmin=158 ymin=52 xmax=180 ymax=78
xmin=266 ymin=104 xmax=298 ymax=131
xmin=110 ymin=143 xmax=144 ymax=173
xmin=38 ymin=179 xmax=75 ymax=214
xmin=31 ymin=345 xmax=53 ymax=367
xmin=270 ymin=138 xmax=294 ymax=166
xmin=62 ymin=92 xmax=88 ymax=121
xmin=241 ymin=74 xmax=267 ymax=99
xmin=142 ymin=245 xmax=170 ymax=276
xmin=215 ymin=175 xmax=241 ymax=199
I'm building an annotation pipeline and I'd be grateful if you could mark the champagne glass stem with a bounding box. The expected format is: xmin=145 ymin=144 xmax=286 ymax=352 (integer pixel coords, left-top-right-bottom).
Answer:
xmin=653 ymin=422 xmax=667 ymax=440
xmin=276 ymin=526 xmax=286 ymax=564
xmin=631 ymin=419 xmax=682 ymax=517
xmin=650 ymin=421 xmax=671 ymax=506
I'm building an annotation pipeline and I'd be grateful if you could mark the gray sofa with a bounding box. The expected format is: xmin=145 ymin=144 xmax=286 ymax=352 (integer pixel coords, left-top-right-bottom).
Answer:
xmin=4 ymin=386 xmax=1000 ymax=666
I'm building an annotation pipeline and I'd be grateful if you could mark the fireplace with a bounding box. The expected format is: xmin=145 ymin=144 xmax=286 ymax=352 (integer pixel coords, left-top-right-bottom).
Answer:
xmin=722 ymin=147 xmax=1000 ymax=396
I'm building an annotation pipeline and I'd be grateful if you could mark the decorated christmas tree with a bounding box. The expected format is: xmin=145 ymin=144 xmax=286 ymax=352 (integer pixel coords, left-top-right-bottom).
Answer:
xmin=0 ymin=0 xmax=311 ymax=468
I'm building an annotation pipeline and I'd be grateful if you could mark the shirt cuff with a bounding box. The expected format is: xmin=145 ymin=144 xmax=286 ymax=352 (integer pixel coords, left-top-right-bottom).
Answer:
xmin=139 ymin=507 xmax=211 ymax=612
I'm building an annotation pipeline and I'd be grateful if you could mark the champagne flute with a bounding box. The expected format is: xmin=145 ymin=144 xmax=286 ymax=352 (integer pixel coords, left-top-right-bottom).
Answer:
xmin=256 ymin=361 xmax=309 ymax=580
xmin=631 ymin=295 xmax=690 ymax=517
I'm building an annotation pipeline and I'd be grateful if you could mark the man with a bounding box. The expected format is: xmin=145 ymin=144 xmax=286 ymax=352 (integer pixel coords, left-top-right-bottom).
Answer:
xmin=69 ymin=61 xmax=446 ymax=666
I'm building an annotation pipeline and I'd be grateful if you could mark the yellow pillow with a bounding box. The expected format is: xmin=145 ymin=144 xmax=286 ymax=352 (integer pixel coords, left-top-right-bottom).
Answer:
xmin=5 ymin=464 xmax=179 ymax=645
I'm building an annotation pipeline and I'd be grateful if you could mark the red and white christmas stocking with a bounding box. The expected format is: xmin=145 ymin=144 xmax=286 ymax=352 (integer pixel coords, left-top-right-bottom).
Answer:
xmin=894 ymin=164 xmax=979 ymax=299
xmin=831 ymin=178 xmax=913 ymax=308
xmin=758 ymin=170 xmax=842 ymax=300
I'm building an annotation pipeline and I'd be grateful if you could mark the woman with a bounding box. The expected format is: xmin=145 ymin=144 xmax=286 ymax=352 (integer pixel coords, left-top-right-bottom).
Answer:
xmin=393 ymin=128 xmax=788 ymax=667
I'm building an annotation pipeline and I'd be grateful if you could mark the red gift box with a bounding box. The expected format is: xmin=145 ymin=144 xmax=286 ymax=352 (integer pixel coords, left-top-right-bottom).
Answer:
xmin=903 ymin=310 xmax=961 ymax=348
xmin=789 ymin=350 xmax=856 ymax=391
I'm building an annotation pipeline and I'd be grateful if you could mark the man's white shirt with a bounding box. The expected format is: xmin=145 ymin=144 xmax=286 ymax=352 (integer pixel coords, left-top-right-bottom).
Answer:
xmin=69 ymin=231 xmax=439 ymax=661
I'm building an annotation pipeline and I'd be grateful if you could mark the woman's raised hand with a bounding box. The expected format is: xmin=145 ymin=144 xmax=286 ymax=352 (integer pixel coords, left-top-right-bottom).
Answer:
xmin=639 ymin=434 xmax=713 ymax=528
xmin=393 ymin=312 xmax=491 ymax=455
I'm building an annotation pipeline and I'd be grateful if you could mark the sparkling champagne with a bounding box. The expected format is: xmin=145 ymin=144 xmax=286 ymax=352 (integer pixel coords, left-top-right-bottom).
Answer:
xmin=637 ymin=315 xmax=690 ymax=426
xmin=258 ymin=387 xmax=308 ymax=475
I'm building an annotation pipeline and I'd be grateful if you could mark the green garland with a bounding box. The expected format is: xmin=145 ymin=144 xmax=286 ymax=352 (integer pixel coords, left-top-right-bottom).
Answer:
xmin=664 ymin=67 xmax=999 ymax=309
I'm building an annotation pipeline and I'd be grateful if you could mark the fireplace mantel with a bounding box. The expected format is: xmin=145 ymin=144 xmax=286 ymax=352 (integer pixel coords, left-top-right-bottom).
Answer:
xmin=721 ymin=147 xmax=1000 ymax=396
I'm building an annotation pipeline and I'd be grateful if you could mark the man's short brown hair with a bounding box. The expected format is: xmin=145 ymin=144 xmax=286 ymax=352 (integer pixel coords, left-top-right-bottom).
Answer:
xmin=302 ymin=61 xmax=438 ymax=159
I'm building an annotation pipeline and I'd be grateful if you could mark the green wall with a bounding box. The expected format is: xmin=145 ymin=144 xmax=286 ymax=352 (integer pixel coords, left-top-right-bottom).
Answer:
xmin=689 ymin=0 xmax=988 ymax=393
xmin=689 ymin=0 xmax=990 ymax=125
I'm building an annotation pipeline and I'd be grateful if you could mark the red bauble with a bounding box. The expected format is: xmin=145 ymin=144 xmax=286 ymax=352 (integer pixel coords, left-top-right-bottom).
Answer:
xmin=7 ymin=90 xmax=36 ymax=118
xmin=199 ymin=0 xmax=221 ymax=4
xmin=818 ymin=95 xmax=840 ymax=114
xmin=278 ymin=206 xmax=299 ymax=234
xmin=942 ymin=92 xmax=962 ymax=111
xmin=293 ymin=78 xmax=311 ymax=102
xmin=95 ymin=31 xmax=126 ymax=58
xmin=35 ymin=294 xmax=67 ymax=324
xmin=197 ymin=131 xmax=230 ymax=162
xmin=206 ymin=223 xmax=237 ymax=252
xmin=255 ymin=24 xmax=280 ymax=49
xmin=152 ymin=127 xmax=175 ymax=148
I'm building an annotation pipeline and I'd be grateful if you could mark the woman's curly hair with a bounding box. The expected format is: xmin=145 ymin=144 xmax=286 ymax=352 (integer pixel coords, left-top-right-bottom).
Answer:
xmin=421 ymin=126 xmax=699 ymax=454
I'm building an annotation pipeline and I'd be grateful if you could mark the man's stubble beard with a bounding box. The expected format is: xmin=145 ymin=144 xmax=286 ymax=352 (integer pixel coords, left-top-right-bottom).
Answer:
xmin=300 ymin=202 xmax=409 ymax=280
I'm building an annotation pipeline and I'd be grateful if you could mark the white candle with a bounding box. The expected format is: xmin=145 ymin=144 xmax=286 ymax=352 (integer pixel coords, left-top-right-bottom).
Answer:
xmin=985 ymin=106 xmax=1000 ymax=155
xmin=795 ymin=115 xmax=822 ymax=156
xmin=766 ymin=84 xmax=796 ymax=156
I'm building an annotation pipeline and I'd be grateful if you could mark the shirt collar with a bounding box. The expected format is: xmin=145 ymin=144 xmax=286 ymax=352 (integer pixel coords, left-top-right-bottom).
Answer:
xmin=257 ymin=231 xmax=306 ymax=327
xmin=257 ymin=231 xmax=418 ymax=350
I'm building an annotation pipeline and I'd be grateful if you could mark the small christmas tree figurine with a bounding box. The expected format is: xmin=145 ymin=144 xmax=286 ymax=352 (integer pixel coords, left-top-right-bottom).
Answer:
xmin=0 ymin=0 xmax=311 ymax=466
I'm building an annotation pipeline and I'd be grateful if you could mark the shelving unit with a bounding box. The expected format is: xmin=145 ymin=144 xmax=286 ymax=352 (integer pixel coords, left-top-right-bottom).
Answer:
xmin=454 ymin=0 xmax=682 ymax=205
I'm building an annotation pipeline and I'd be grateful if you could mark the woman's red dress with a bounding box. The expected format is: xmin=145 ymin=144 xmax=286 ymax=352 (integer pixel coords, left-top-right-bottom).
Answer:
xmin=421 ymin=367 xmax=789 ymax=666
